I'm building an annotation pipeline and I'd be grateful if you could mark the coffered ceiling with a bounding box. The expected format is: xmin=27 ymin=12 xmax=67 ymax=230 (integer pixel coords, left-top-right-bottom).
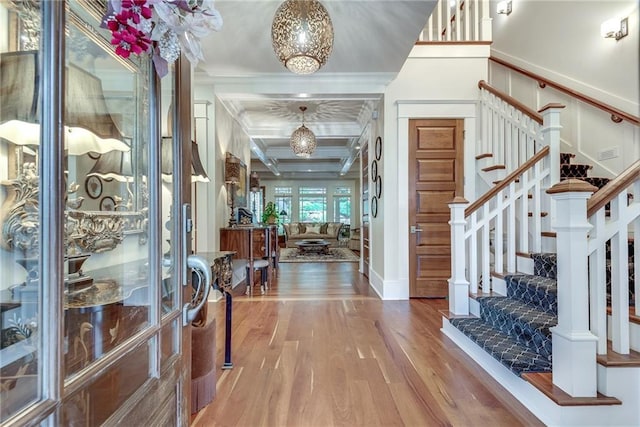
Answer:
xmin=195 ymin=0 xmax=437 ymax=180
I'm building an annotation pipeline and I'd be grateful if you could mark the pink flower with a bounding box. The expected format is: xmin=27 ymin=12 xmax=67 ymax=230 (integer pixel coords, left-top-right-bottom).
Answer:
xmin=110 ymin=23 xmax=151 ymax=59
xmin=122 ymin=0 xmax=153 ymax=24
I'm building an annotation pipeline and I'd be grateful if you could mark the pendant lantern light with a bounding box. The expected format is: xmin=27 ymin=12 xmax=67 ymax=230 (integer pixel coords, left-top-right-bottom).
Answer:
xmin=271 ymin=0 xmax=334 ymax=75
xmin=290 ymin=106 xmax=316 ymax=158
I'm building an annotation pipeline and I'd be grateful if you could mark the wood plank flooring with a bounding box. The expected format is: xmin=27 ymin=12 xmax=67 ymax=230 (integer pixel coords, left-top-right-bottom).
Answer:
xmin=193 ymin=262 xmax=543 ymax=426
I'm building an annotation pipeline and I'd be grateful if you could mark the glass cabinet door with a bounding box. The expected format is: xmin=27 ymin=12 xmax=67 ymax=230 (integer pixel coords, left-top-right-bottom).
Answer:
xmin=0 ymin=1 xmax=45 ymax=421
xmin=0 ymin=1 xmax=188 ymax=424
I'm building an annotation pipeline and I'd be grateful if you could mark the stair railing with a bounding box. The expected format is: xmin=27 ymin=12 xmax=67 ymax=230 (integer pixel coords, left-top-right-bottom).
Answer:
xmin=419 ymin=0 xmax=491 ymax=42
xmin=478 ymin=80 xmax=564 ymax=184
xmin=448 ymin=147 xmax=550 ymax=315
xmin=586 ymin=160 xmax=640 ymax=355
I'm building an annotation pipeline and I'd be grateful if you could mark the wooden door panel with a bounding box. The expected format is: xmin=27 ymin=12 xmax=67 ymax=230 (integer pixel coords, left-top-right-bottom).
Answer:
xmin=417 ymin=191 xmax=456 ymax=214
xmin=418 ymin=255 xmax=451 ymax=277
xmin=420 ymin=223 xmax=450 ymax=246
xmin=417 ymin=159 xmax=456 ymax=182
xmin=409 ymin=119 xmax=463 ymax=298
xmin=417 ymin=127 xmax=456 ymax=149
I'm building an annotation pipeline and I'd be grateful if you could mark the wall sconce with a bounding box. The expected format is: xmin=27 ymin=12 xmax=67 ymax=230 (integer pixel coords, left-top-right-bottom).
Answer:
xmin=497 ymin=0 xmax=512 ymax=15
xmin=601 ymin=17 xmax=628 ymax=41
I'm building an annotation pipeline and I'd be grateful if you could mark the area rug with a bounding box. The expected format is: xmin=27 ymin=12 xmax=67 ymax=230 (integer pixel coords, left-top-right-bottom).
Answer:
xmin=279 ymin=247 xmax=359 ymax=263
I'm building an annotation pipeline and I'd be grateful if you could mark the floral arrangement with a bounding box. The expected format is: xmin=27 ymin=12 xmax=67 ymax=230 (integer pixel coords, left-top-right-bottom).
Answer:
xmin=101 ymin=0 xmax=223 ymax=77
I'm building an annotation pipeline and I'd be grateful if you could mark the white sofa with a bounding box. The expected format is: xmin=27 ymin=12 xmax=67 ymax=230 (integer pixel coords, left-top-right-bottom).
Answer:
xmin=283 ymin=222 xmax=343 ymax=248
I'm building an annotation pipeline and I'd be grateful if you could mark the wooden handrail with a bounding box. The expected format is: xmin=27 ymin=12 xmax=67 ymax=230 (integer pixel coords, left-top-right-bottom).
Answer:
xmin=478 ymin=80 xmax=543 ymax=124
xmin=466 ymin=146 xmax=550 ymax=217
xmin=490 ymin=56 xmax=640 ymax=126
xmin=587 ymin=160 xmax=640 ymax=217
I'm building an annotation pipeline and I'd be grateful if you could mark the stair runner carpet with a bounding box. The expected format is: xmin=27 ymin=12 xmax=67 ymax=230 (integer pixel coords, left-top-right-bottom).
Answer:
xmin=450 ymin=152 xmax=636 ymax=376
xmin=450 ymin=254 xmax=557 ymax=376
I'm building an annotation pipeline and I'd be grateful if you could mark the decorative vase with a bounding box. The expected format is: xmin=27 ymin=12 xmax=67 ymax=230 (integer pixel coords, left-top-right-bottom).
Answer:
xmin=267 ymin=216 xmax=277 ymax=224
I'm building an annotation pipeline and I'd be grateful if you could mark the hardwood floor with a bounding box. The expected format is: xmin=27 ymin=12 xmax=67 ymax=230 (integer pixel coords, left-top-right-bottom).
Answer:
xmin=193 ymin=262 xmax=543 ymax=426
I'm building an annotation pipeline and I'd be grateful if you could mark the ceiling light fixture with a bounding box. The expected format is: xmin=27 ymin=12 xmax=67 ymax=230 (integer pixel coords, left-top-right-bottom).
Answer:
xmin=271 ymin=0 xmax=334 ymax=75
xmin=290 ymin=106 xmax=316 ymax=158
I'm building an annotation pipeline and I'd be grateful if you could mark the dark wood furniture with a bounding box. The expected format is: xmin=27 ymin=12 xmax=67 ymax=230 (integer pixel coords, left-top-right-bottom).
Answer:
xmin=219 ymin=225 xmax=278 ymax=296
xmin=295 ymin=239 xmax=330 ymax=254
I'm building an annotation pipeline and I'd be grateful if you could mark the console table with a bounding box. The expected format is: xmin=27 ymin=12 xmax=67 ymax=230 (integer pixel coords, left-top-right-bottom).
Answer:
xmin=219 ymin=225 xmax=278 ymax=296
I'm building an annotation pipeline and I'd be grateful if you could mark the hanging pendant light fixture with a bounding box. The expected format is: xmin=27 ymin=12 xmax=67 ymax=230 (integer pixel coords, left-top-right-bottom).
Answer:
xmin=290 ymin=106 xmax=316 ymax=158
xmin=271 ymin=0 xmax=334 ymax=75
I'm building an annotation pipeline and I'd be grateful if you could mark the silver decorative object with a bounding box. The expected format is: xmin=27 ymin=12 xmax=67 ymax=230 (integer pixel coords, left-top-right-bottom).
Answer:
xmin=290 ymin=106 xmax=316 ymax=158
xmin=1 ymin=163 xmax=40 ymax=256
xmin=1 ymin=165 xmax=148 ymax=259
xmin=271 ymin=0 xmax=334 ymax=75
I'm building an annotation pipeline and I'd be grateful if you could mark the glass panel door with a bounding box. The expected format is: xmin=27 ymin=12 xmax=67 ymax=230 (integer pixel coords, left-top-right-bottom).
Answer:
xmin=0 ymin=3 xmax=44 ymax=419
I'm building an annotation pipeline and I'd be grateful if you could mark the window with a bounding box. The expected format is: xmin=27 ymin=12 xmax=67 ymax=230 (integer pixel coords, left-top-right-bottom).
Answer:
xmin=250 ymin=188 xmax=264 ymax=222
xmin=333 ymin=187 xmax=351 ymax=223
xmin=274 ymin=187 xmax=292 ymax=224
xmin=333 ymin=196 xmax=351 ymax=223
xmin=299 ymin=187 xmax=326 ymax=222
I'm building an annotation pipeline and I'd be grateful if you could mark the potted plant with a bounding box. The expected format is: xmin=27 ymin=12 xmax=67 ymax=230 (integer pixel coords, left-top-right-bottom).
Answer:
xmin=262 ymin=202 xmax=279 ymax=224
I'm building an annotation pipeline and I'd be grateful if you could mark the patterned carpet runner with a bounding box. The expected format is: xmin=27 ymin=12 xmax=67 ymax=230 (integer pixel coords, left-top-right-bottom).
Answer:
xmin=450 ymin=253 xmax=557 ymax=376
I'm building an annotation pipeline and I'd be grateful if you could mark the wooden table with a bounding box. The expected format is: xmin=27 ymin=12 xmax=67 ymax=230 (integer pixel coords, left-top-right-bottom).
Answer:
xmin=295 ymin=239 xmax=330 ymax=255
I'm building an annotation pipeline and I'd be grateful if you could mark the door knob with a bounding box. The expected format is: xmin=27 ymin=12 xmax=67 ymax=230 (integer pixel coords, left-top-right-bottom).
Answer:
xmin=410 ymin=225 xmax=423 ymax=234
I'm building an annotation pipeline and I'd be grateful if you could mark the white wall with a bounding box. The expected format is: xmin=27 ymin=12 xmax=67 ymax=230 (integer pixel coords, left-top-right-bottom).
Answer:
xmin=490 ymin=0 xmax=639 ymax=175
xmin=378 ymin=45 xmax=489 ymax=300
xmin=491 ymin=0 xmax=638 ymax=114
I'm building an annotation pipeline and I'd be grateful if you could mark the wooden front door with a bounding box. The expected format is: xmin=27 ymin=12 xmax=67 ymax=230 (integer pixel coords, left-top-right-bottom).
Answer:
xmin=409 ymin=119 xmax=464 ymax=297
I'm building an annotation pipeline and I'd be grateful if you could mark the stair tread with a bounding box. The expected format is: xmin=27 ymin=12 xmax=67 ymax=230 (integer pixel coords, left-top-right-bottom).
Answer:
xmin=522 ymin=372 xmax=622 ymax=406
xmin=477 ymin=296 xmax=557 ymax=330
xmin=450 ymin=317 xmax=552 ymax=375
xmin=482 ymin=164 xmax=506 ymax=172
xmin=597 ymin=342 xmax=640 ymax=367
xmin=505 ymin=274 xmax=558 ymax=315
xmin=505 ymin=274 xmax=557 ymax=290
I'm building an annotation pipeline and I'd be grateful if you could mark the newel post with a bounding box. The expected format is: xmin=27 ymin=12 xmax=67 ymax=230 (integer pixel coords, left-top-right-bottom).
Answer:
xmin=449 ymin=197 xmax=469 ymax=315
xmin=547 ymin=179 xmax=598 ymax=397
xmin=539 ymin=103 xmax=565 ymax=187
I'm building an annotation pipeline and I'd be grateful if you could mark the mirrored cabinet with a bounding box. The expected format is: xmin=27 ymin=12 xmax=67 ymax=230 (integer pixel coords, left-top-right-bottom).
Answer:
xmin=0 ymin=1 xmax=188 ymax=424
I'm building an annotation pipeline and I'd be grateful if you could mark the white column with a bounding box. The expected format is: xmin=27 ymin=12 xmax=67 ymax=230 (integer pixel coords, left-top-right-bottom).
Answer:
xmin=547 ymin=179 xmax=598 ymax=397
xmin=539 ymin=103 xmax=565 ymax=187
xmin=449 ymin=197 xmax=470 ymax=315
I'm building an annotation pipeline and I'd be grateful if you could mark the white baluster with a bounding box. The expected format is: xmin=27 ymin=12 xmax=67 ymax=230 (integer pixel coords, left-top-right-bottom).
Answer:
xmin=588 ymin=209 xmax=608 ymax=354
xmin=611 ymin=191 xmax=630 ymax=354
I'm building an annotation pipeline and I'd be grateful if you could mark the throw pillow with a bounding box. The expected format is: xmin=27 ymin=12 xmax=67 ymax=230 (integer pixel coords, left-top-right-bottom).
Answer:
xmin=289 ymin=223 xmax=300 ymax=236
xmin=298 ymin=223 xmax=307 ymax=233
xmin=319 ymin=223 xmax=328 ymax=234
xmin=326 ymin=223 xmax=338 ymax=237
xmin=306 ymin=224 xmax=321 ymax=234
